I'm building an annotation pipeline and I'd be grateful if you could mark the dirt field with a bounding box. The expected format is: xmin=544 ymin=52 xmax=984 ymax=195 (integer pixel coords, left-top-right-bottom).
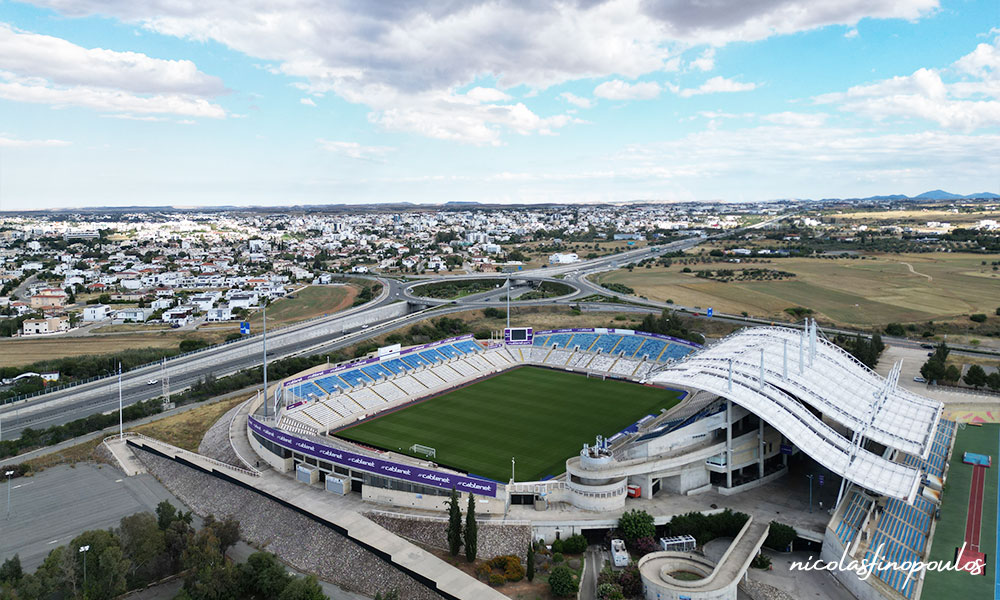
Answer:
xmin=596 ymin=252 xmax=1000 ymax=327
xmin=0 ymin=334 xmax=196 ymax=368
xmin=134 ymin=394 xmax=252 ymax=452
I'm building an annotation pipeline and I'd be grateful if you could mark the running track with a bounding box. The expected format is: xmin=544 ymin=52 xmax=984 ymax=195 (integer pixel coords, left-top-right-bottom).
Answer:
xmin=969 ymin=464 xmax=986 ymax=552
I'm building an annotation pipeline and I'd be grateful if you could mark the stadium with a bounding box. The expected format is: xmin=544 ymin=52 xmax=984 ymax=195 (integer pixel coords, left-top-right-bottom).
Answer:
xmin=245 ymin=320 xmax=979 ymax=600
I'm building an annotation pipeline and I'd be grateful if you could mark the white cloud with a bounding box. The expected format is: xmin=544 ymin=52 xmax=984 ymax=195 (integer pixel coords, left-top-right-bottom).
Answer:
xmin=0 ymin=70 xmax=227 ymax=118
xmin=24 ymin=0 xmax=940 ymax=142
xmin=0 ymin=23 xmax=224 ymax=95
xmin=594 ymin=79 xmax=661 ymax=100
xmin=814 ymin=39 xmax=1000 ymax=131
xmin=690 ymin=48 xmax=715 ymax=71
xmin=0 ymin=134 xmax=71 ymax=147
xmin=316 ymin=139 xmax=395 ymax=161
xmin=845 ymin=28 xmax=859 ymax=39
xmin=465 ymin=87 xmax=511 ymax=103
xmin=761 ymin=111 xmax=828 ymax=127
xmin=676 ymin=76 xmax=757 ymax=97
xmin=0 ymin=23 xmax=227 ymax=118
xmin=300 ymin=97 xmax=316 ymax=106
xmin=559 ymin=92 xmax=593 ymax=108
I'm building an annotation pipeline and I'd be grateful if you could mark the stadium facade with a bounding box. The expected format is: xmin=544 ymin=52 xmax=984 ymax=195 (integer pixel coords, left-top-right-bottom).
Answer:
xmin=247 ymin=320 xmax=954 ymax=600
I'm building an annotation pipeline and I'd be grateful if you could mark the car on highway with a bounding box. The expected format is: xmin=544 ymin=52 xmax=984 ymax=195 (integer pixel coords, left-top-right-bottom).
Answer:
xmin=146 ymin=379 xmax=158 ymax=385
xmin=920 ymin=343 xmax=934 ymax=349
xmin=913 ymin=376 xmax=927 ymax=383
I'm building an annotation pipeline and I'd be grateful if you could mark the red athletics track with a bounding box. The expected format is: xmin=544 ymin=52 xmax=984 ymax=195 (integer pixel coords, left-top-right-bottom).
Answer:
xmin=959 ymin=463 xmax=987 ymax=573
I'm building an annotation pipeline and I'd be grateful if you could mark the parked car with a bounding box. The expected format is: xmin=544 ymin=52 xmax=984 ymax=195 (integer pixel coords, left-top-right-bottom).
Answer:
xmin=913 ymin=376 xmax=927 ymax=383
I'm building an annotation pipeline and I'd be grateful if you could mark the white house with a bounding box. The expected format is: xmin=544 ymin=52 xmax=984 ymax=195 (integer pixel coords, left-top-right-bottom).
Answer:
xmin=228 ymin=293 xmax=259 ymax=309
xmin=82 ymin=304 xmax=111 ymax=321
xmin=548 ymin=253 xmax=579 ymax=264
xmin=206 ymin=307 xmax=233 ymax=322
xmin=114 ymin=308 xmax=151 ymax=323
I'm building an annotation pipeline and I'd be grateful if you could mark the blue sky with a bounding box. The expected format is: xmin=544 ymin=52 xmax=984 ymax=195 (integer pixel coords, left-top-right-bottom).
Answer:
xmin=0 ymin=0 xmax=997 ymax=209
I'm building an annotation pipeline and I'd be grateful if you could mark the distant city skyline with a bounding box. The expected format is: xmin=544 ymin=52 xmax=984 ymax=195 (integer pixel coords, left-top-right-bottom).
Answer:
xmin=0 ymin=0 xmax=997 ymax=209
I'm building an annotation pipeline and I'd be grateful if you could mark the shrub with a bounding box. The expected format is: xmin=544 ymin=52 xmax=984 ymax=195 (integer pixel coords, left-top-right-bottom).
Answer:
xmin=552 ymin=552 xmax=564 ymax=564
xmin=751 ymin=553 xmax=772 ymax=569
xmin=632 ymin=536 xmax=659 ymax=557
xmin=488 ymin=574 xmax=505 ymax=587
xmin=475 ymin=563 xmax=492 ymax=580
xmin=503 ymin=558 xmax=524 ymax=582
xmin=618 ymin=565 xmax=642 ymax=597
xmin=178 ymin=338 xmax=209 ymax=352
xmin=562 ymin=534 xmax=588 ymax=554
xmin=970 ymin=313 xmax=988 ymax=323
xmin=551 ymin=538 xmax=564 ymax=553
xmin=884 ymin=322 xmax=905 ymax=336
xmin=548 ymin=565 xmax=578 ymax=597
xmin=597 ymin=582 xmax=624 ymax=600
xmin=764 ymin=521 xmax=796 ymax=551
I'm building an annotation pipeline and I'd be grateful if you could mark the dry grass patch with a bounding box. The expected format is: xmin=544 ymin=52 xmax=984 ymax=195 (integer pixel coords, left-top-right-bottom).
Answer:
xmin=133 ymin=394 xmax=252 ymax=452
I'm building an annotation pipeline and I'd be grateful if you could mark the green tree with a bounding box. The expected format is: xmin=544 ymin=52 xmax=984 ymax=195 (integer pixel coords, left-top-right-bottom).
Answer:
xmin=118 ymin=512 xmax=166 ymax=587
xmin=944 ymin=364 xmax=962 ymax=383
xmin=0 ymin=554 xmax=22 ymax=585
xmin=277 ymin=575 xmax=327 ymax=600
xmin=240 ymin=552 xmax=290 ymax=600
xmin=181 ymin=529 xmax=238 ymax=600
xmin=204 ymin=514 xmax=241 ymax=554
xmin=548 ymin=565 xmax=578 ymax=597
xmin=526 ymin=543 xmax=535 ymax=582
xmin=447 ymin=488 xmax=463 ymax=557
xmin=618 ymin=509 xmax=655 ymax=544
xmin=764 ymin=521 xmax=797 ymax=551
xmin=964 ymin=365 xmax=988 ymax=389
xmin=464 ymin=493 xmax=478 ymax=562
xmin=72 ymin=529 xmax=128 ymax=600
xmin=987 ymin=372 xmax=1000 ymax=392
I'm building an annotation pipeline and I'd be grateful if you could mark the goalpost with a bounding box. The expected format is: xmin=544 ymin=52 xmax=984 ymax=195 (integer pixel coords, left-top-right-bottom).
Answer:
xmin=410 ymin=443 xmax=437 ymax=458
xmin=586 ymin=372 xmax=606 ymax=381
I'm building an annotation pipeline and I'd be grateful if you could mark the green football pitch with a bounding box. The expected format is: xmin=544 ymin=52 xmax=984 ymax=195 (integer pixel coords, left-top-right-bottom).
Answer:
xmin=922 ymin=423 xmax=998 ymax=600
xmin=336 ymin=366 xmax=683 ymax=482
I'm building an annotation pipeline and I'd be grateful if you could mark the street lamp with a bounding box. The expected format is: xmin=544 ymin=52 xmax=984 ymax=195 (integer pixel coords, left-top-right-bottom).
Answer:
xmin=79 ymin=545 xmax=90 ymax=588
xmin=4 ymin=470 xmax=12 ymax=520
xmin=511 ymin=457 xmax=516 ymax=482
xmin=806 ymin=474 xmax=814 ymax=513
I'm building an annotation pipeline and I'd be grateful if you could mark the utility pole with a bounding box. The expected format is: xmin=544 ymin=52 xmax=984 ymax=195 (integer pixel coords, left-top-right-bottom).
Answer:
xmin=511 ymin=456 xmax=515 ymax=482
xmin=79 ymin=545 xmax=90 ymax=589
xmin=807 ymin=474 xmax=814 ymax=513
xmin=262 ymin=304 xmax=268 ymax=418
xmin=4 ymin=470 xmax=12 ymax=519
xmin=506 ymin=276 xmax=511 ymax=331
xmin=118 ymin=363 xmax=123 ymax=440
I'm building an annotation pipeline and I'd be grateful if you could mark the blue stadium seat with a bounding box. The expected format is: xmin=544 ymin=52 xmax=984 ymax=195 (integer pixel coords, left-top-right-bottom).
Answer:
xmin=615 ymin=335 xmax=644 ymax=357
xmin=568 ymin=333 xmax=598 ymax=350
xmin=435 ymin=344 xmax=461 ymax=359
xmin=400 ymin=354 xmax=430 ymax=368
xmin=381 ymin=359 xmax=409 ymax=375
xmin=548 ymin=333 xmax=572 ymax=347
xmin=635 ymin=338 xmax=666 ymax=359
xmin=314 ymin=375 xmax=348 ymax=393
xmin=453 ymin=340 xmax=481 ymax=353
xmin=339 ymin=369 xmax=372 ymax=387
xmin=420 ymin=349 xmax=446 ymax=364
xmin=592 ymin=335 xmax=622 ymax=353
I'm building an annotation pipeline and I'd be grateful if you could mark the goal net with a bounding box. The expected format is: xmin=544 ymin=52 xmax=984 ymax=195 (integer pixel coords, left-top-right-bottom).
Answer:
xmin=586 ymin=372 xmax=606 ymax=380
xmin=410 ymin=444 xmax=436 ymax=458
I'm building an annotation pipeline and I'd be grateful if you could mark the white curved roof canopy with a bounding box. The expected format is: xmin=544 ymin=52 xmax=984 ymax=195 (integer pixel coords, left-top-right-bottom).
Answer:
xmin=650 ymin=326 xmax=942 ymax=502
